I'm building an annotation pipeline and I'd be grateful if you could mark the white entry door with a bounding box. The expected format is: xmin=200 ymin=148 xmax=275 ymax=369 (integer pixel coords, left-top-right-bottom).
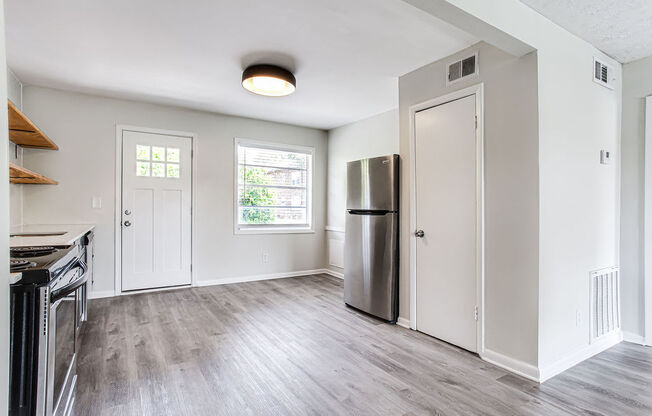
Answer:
xmin=415 ymin=94 xmax=479 ymax=352
xmin=121 ymin=130 xmax=192 ymax=291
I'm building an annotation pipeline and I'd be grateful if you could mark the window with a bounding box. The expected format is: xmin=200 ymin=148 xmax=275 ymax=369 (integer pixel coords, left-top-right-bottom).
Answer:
xmin=235 ymin=138 xmax=313 ymax=234
xmin=136 ymin=145 xmax=180 ymax=178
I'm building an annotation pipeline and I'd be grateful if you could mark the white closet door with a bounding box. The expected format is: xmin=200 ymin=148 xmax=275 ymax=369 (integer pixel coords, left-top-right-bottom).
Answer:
xmin=415 ymin=94 xmax=478 ymax=352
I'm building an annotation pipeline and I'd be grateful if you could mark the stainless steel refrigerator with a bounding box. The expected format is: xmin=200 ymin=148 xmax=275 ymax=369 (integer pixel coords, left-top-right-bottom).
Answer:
xmin=344 ymin=154 xmax=399 ymax=322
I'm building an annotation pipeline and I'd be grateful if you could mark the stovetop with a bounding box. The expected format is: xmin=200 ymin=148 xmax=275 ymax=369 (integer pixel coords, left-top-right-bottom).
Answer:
xmin=10 ymin=245 xmax=78 ymax=285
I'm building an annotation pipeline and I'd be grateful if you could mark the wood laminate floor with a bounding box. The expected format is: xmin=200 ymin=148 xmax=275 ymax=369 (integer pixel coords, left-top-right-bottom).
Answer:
xmin=76 ymin=274 xmax=652 ymax=416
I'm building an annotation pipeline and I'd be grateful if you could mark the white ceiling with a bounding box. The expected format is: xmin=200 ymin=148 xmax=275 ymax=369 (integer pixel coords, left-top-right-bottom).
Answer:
xmin=519 ymin=0 xmax=652 ymax=63
xmin=4 ymin=0 xmax=476 ymax=130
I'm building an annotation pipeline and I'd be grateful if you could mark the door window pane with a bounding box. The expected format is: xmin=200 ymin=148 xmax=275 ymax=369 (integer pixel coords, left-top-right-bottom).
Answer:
xmin=152 ymin=163 xmax=165 ymax=178
xmin=167 ymin=148 xmax=180 ymax=163
xmin=152 ymin=147 xmax=165 ymax=161
xmin=135 ymin=145 xmax=182 ymax=179
xmin=136 ymin=145 xmax=150 ymax=161
xmin=136 ymin=162 xmax=151 ymax=177
xmin=167 ymin=163 xmax=180 ymax=178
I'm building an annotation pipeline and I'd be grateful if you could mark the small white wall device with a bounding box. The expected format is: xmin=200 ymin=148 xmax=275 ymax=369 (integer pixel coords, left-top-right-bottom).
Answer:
xmin=600 ymin=150 xmax=611 ymax=165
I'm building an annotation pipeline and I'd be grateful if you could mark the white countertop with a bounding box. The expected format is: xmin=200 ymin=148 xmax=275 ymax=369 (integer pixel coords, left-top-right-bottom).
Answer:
xmin=10 ymin=224 xmax=95 ymax=247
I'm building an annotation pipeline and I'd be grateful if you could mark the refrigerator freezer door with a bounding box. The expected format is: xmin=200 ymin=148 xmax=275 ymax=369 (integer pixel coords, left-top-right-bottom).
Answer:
xmin=346 ymin=155 xmax=399 ymax=211
xmin=344 ymin=212 xmax=398 ymax=321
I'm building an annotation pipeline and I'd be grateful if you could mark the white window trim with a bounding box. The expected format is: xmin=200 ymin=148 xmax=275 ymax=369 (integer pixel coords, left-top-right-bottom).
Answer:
xmin=233 ymin=137 xmax=315 ymax=235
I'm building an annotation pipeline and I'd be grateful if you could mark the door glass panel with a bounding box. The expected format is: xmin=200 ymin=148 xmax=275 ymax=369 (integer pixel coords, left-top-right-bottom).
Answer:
xmin=152 ymin=147 xmax=165 ymax=161
xmin=167 ymin=148 xmax=180 ymax=163
xmin=152 ymin=163 xmax=165 ymax=178
xmin=136 ymin=162 xmax=151 ymax=177
xmin=167 ymin=163 xmax=180 ymax=178
xmin=136 ymin=145 xmax=150 ymax=161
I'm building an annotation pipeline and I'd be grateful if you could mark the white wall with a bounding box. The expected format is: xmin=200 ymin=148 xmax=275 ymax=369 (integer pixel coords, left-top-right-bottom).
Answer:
xmin=0 ymin=0 xmax=12 ymax=410
xmin=326 ymin=109 xmax=399 ymax=274
xmin=620 ymin=55 xmax=652 ymax=343
xmin=406 ymin=0 xmax=622 ymax=379
xmin=536 ymin=36 xmax=621 ymax=380
xmin=7 ymin=67 xmax=22 ymax=226
xmin=21 ymin=86 xmax=328 ymax=297
xmin=399 ymin=42 xmax=540 ymax=367
xmin=327 ymin=109 xmax=399 ymax=229
xmin=7 ymin=67 xmax=20 ymax=108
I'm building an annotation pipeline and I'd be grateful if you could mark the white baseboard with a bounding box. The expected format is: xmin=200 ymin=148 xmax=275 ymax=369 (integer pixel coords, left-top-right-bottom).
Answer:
xmin=91 ymin=269 xmax=334 ymax=299
xmin=623 ymin=331 xmax=648 ymax=346
xmin=195 ymin=269 xmax=327 ymax=287
xmin=397 ymin=317 xmax=411 ymax=329
xmin=322 ymin=268 xmax=344 ymax=279
xmin=538 ymin=330 xmax=623 ymax=382
xmin=93 ymin=285 xmax=193 ymax=299
xmin=88 ymin=290 xmax=116 ymax=299
xmin=480 ymin=349 xmax=540 ymax=382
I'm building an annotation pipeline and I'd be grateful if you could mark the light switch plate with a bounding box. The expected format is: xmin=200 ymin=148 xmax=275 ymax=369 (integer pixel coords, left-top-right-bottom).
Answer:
xmin=600 ymin=150 xmax=611 ymax=165
xmin=92 ymin=196 xmax=102 ymax=209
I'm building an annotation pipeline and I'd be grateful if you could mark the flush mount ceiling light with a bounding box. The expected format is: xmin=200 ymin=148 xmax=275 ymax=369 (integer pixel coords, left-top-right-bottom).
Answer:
xmin=242 ymin=64 xmax=296 ymax=97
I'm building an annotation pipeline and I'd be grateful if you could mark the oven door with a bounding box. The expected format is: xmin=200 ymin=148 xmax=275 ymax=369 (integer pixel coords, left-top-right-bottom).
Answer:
xmin=47 ymin=260 xmax=87 ymax=416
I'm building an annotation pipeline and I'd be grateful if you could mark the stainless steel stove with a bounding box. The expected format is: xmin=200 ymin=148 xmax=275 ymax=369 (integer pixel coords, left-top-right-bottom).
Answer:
xmin=9 ymin=244 xmax=88 ymax=416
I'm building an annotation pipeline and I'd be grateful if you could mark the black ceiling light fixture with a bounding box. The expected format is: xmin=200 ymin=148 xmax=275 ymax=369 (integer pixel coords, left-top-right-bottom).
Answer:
xmin=242 ymin=64 xmax=296 ymax=97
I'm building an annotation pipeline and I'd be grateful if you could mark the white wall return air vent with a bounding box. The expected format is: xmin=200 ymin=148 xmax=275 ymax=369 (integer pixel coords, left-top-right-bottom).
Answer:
xmin=593 ymin=57 xmax=615 ymax=90
xmin=447 ymin=53 xmax=478 ymax=86
xmin=589 ymin=266 xmax=620 ymax=343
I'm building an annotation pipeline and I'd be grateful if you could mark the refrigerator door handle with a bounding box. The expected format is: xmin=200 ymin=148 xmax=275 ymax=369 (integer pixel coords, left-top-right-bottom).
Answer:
xmin=347 ymin=209 xmax=391 ymax=216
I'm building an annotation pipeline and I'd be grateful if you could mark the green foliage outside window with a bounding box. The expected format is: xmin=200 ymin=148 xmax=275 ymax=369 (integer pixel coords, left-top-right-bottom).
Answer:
xmin=240 ymin=167 xmax=276 ymax=224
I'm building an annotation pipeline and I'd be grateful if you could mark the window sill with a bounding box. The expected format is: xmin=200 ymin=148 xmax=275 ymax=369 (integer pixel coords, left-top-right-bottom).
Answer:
xmin=235 ymin=227 xmax=315 ymax=235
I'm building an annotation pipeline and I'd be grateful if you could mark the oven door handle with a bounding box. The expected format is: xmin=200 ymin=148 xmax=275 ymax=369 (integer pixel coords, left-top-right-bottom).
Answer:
xmin=50 ymin=259 xmax=88 ymax=302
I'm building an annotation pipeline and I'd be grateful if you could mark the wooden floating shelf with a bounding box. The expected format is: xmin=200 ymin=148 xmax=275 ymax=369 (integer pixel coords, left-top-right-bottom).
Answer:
xmin=9 ymin=163 xmax=57 ymax=185
xmin=8 ymin=100 xmax=58 ymax=150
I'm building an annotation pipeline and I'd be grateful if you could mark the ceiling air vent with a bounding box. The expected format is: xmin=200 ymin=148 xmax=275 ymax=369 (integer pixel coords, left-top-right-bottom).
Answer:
xmin=593 ymin=57 xmax=615 ymax=90
xmin=447 ymin=53 xmax=478 ymax=86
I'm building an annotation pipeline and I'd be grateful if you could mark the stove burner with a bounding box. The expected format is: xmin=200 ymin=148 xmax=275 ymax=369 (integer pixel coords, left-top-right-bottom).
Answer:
xmin=10 ymin=246 xmax=56 ymax=258
xmin=10 ymin=259 xmax=37 ymax=272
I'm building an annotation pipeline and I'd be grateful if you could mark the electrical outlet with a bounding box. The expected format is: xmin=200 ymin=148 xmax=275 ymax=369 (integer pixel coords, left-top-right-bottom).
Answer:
xmin=92 ymin=196 xmax=102 ymax=209
xmin=576 ymin=309 xmax=582 ymax=327
xmin=262 ymin=252 xmax=269 ymax=264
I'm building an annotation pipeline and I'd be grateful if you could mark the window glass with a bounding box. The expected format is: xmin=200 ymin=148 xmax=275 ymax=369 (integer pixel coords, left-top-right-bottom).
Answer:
xmin=136 ymin=161 xmax=150 ymax=177
xmin=136 ymin=144 xmax=181 ymax=179
xmin=167 ymin=163 xmax=180 ymax=178
xmin=136 ymin=145 xmax=150 ymax=161
xmin=236 ymin=141 xmax=312 ymax=229
xmin=152 ymin=163 xmax=165 ymax=177
xmin=152 ymin=146 xmax=165 ymax=161
xmin=167 ymin=148 xmax=180 ymax=163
